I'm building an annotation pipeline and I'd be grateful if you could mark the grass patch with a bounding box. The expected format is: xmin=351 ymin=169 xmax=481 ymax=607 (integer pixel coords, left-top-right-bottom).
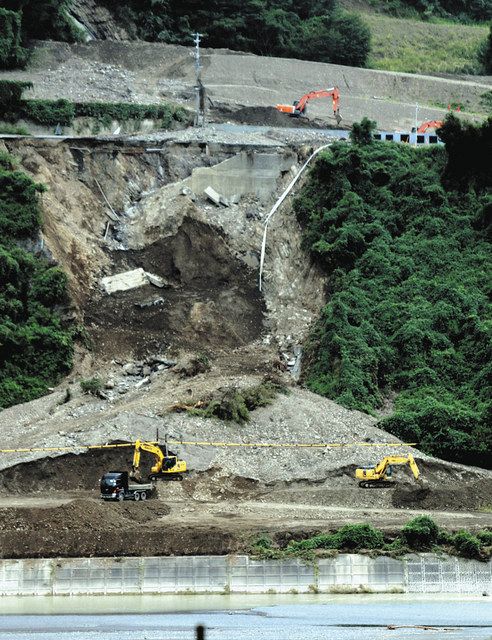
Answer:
xmin=364 ymin=14 xmax=487 ymax=74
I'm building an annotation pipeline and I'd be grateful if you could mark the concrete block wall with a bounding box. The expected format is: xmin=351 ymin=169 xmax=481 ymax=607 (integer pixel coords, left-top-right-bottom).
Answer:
xmin=0 ymin=554 xmax=490 ymax=596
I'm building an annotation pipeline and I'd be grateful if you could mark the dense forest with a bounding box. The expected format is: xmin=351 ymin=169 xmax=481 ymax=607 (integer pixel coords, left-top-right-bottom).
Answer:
xmin=0 ymin=0 xmax=371 ymax=67
xmin=0 ymin=150 xmax=73 ymax=408
xmin=1 ymin=1 xmax=491 ymax=72
xmin=295 ymin=115 xmax=491 ymax=466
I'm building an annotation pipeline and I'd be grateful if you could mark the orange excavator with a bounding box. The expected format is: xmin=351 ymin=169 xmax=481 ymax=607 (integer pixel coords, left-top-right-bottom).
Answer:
xmin=276 ymin=87 xmax=341 ymax=124
xmin=417 ymin=120 xmax=443 ymax=133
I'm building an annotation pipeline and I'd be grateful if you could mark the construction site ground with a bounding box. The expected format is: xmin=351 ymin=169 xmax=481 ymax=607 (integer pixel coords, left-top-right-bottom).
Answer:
xmin=0 ymin=42 xmax=491 ymax=560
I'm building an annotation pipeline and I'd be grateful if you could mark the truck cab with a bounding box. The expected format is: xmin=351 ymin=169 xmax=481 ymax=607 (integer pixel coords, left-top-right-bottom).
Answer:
xmin=100 ymin=471 xmax=153 ymax=501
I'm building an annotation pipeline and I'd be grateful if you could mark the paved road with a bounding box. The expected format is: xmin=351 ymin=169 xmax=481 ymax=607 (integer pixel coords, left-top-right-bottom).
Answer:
xmin=0 ymin=595 xmax=490 ymax=640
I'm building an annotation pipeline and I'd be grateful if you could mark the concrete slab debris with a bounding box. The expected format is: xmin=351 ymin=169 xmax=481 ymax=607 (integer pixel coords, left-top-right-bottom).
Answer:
xmin=101 ymin=269 xmax=170 ymax=294
xmin=204 ymin=185 xmax=222 ymax=206
xmin=146 ymin=272 xmax=168 ymax=288
xmin=101 ymin=268 xmax=148 ymax=294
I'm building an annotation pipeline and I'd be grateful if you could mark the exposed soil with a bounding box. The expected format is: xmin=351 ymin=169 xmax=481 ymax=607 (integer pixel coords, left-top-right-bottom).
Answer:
xmin=85 ymin=218 xmax=265 ymax=360
xmin=213 ymin=105 xmax=328 ymax=129
xmin=0 ymin=442 xmax=490 ymax=559
xmin=0 ymin=490 xmax=490 ymax=559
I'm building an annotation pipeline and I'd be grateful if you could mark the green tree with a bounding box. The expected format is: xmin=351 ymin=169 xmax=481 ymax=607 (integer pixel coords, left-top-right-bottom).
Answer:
xmin=350 ymin=117 xmax=377 ymax=145
xmin=0 ymin=8 xmax=28 ymax=69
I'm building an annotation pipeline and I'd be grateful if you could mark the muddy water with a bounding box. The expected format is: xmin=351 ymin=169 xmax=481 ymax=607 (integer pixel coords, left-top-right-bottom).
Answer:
xmin=0 ymin=594 xmax=490 ymax=639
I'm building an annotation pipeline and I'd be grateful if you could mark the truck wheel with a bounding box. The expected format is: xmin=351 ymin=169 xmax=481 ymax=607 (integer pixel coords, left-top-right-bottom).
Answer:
xmin=134 ymin=492 xmax=140 ymax=501
xmin=117 ymin=492 xmax=124 ymax=502
xmin=141 ymin=491 xmax=147 ymax=501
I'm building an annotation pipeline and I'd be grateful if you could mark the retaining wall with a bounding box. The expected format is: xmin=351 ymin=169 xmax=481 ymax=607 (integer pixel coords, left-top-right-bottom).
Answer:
xmin=0 ymin=554 xmax=490 ymax=596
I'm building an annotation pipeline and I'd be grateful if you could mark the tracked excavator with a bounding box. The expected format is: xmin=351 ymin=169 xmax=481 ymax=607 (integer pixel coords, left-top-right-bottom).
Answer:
xmin=416 ymin=120 xmax=443 ymax=133
xmin=131 ymin=439 xmax=188 ymax=481
xmin=355 ymin=454 xmax=421 ymax=488
xmin=276 ymin=87 xmax=341 ymax=124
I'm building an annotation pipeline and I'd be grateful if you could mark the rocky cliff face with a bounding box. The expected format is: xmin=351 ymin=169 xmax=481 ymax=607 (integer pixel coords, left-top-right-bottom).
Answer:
xmin=69 ymin=0 xmax=130 ymax=41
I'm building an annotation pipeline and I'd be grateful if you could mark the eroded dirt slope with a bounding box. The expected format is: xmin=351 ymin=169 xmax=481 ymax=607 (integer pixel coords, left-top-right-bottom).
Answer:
xmin=0 ymin=131 xmax=490 ymax=560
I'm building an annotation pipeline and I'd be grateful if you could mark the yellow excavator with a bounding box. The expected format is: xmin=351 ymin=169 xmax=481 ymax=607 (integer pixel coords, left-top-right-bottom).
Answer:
xmin=355 ymin=454 xmax=421 ymax=488
xmin=131 ymin=439 xmax=187 ymax=482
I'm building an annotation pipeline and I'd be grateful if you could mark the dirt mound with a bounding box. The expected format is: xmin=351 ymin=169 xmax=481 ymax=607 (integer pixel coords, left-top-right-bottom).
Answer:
xmin=392 ymin=480 xmax=492 ymax=512
xmin=216 ymin=105 xmax=326 ymax=129
xmin=0 ymin=498 xmax=189 ymax=558
xmin=0 ymin=447 xmax=137 ymax=493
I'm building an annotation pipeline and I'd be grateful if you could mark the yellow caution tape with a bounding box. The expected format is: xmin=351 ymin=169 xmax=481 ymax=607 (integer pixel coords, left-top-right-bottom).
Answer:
xmin=0 ymin=443 xmax=135 ymax=454
xmin=168 ymin=440 xmax=417 ymax=449
xmin=0 ymin=441 xmax=417 ymax=454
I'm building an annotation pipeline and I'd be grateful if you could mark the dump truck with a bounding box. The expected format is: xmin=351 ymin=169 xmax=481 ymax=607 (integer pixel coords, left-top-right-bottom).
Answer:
xmin=100 ymin=471 xmax=154 ymax=501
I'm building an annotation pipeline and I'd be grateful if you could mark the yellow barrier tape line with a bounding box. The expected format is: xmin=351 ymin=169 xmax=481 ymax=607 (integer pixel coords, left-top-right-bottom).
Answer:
xmin=0 ymin=443 xmax=135 ymax=454
xmin=168 ymin=440 xmax=417 ymax=449
xmin=0 ymin=441 xmax=417 ymax=454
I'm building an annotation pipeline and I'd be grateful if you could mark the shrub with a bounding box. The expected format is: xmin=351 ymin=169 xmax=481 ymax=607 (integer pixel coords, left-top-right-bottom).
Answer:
xmin=477 ymin=530 xmax=492 ymax=546
xmin=0 ymin=169 xmax=44 ymax=238
xmin=0 ymin=80 xmax=32 ymax=110
xmin=287 ymin=533 xmax=339 ymax=552
xmin=402 ymin=516 xmax=439 ymax=550
xmin=20 ymin=99 xmax=75 ymax=126
xmin=0 ymin=151 xmax=73 ymax=409
xmin=30 ymin=267 xmax=68 ymax=306
xmin=333 ymin=523 xmax=384 ymax=550
xmin=350 ymin=117 xmax=377 ymax=145
xmin=5 ymin=96 xmax=190 ymax=129
xmin=453 ymin=531 xmax=481 ymax=558
xmin=80 ymin=377 xmax=102 ymax=395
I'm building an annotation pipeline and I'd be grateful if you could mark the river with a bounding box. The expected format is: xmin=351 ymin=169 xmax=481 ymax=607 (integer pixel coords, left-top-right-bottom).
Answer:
xmin=0 ymin=593 xmax=490 ymax=639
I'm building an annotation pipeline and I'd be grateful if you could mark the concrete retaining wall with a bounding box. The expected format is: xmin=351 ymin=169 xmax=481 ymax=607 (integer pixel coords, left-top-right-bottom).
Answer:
xmin=190 ymin=151 xmax=297 ymax=202
xmin=0 ymin=554 xmax=490 ymax=596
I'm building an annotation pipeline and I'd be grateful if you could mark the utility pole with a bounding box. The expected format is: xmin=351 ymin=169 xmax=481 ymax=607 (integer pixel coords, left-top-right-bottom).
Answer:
xmin=414 ymin=102 xmax=419 ymax=144
xmin=193 ymin=32 xmax=205 ymax=127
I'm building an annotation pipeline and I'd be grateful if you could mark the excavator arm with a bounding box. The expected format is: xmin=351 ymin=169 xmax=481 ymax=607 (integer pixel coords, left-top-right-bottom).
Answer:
xmin=276 ymin=87 xmax=341 ymax=124
xmin=131 ymin=439 xmax=187 ymax=481
xmin=416 ymin=120 xmax=443 ymax=133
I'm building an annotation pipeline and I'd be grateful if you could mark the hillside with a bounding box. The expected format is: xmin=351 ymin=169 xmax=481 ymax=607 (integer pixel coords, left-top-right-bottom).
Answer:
xmin=365 ymin=14 xmax=488 ymax=74
xmin=0 ymin=27 xmax=490 ymax=559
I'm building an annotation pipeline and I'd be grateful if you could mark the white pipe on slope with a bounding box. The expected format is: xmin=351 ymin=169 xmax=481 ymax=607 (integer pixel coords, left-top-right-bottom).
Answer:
xmin=258 ymin=143 xmax=331 ymax=292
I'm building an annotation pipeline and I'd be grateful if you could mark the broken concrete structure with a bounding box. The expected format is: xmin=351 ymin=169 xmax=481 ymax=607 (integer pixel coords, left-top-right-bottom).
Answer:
xmin=191 ymin=151 xmax=297 ymax=202
xmin=101 ymin=269 xmax=167 ymax=294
